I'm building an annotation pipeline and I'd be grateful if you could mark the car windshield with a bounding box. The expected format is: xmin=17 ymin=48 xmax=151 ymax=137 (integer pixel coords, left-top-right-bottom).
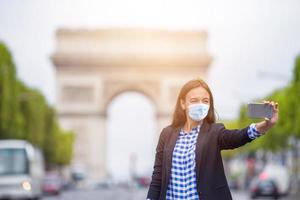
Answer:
xmin=0 ymin=148 xmax=29 ymax=175
xmin=259 ymin=180 xmax=274 ymax=187
xmin=44 ymin=177 xmax=61 ymax=184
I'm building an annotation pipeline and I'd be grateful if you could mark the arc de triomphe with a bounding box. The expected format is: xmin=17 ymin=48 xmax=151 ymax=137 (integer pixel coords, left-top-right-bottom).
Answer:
xmin=51 ymin=28 xmax=212 ymax=181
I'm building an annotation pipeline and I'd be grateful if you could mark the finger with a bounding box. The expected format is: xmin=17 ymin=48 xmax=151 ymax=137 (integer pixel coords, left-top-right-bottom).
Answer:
xmin=270 ymin=101 xmax=277 ymax=109
xmin=274 ymin=102 xmax=279 ymax=109
xmin=263 ymin=100 xmax=269 ymax=104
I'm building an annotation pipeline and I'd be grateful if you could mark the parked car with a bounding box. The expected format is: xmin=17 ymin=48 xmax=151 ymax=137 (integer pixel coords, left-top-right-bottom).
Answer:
xmin=42 ymin=174 xmax=63 ymax=195
xmin=250 ymin=177 xmax=279 ymax=199
xmin=92 ymin=178 xmax=116 ymax=190
xmin=262 ymin=164 xmax=291 ymax=196
xmin=134 ymin=176 xmax=151 ymax=188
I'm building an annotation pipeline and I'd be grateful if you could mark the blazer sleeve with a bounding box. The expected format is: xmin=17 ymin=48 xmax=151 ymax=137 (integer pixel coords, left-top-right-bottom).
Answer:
xmin=146 ymin=127 xmax=169 ymax=199
xmin=217 ymin=123 xmax=253 ymax=150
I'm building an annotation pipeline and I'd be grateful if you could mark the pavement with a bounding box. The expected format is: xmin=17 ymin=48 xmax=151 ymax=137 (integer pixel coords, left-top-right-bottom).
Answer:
xmin=43 ymin=187 xmax=299 ymax=200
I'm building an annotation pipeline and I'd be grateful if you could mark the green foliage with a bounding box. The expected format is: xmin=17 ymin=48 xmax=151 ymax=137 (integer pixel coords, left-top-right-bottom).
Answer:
xmin=18 ymin=82 xmax=48 ymax=148
xmin=43 ymin=108 xmax=74 ymax=166
xmin=0 ymin=42 xmax=73 ymax=167
xmin=0 ymin=43 xmax=24 ymax=139
xmin=291 ymin=55 xmax=300 ymax=138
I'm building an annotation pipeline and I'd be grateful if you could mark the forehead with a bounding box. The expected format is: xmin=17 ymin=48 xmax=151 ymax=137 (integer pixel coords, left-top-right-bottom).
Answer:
xmin=186 ymin=86 xmax=210 ymax=99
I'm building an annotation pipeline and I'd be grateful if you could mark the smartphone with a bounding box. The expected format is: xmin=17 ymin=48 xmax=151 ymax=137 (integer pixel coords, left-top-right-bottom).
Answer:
xmin=247 ymin=103 xmax=273 ymax=119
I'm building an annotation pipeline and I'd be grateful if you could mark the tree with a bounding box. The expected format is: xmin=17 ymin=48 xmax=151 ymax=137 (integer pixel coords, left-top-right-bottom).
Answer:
xmin=18 ymin=81 xmax=48 ymax=149
xmin=43 ymin=107 xmax=74 ymax=167
xmin=0 ymin=42 xmax=24 ymax=139
xmin=291 ymin=55 xmax=300 ymax=138
xmin=0 ymin=42 xmax=74 ymax=167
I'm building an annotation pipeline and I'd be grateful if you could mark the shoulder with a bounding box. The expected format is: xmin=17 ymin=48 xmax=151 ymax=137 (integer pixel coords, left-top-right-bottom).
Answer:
xmin=209 ymin=122 xmax=225 ymax=131
xmin=160 ymin=125 xmax=175 ymax=137
xmin=155 ymin=125 xmax=175 ymax=146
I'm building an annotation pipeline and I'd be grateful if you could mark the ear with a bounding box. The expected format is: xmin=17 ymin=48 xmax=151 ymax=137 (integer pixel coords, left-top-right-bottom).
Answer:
xmin=180 ymin=99 xmax=186 ymax=111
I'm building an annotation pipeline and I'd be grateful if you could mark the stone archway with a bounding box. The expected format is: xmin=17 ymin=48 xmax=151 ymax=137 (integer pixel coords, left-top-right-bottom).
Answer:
xmin=51 ymin=28 xmax=212 ymax=181
xmin=105 ymin=90 xmax=157 ymax=181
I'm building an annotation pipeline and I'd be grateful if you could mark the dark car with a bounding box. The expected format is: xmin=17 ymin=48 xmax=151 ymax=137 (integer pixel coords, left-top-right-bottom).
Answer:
xmin=250 ymin=178 xmax=279 ymax=199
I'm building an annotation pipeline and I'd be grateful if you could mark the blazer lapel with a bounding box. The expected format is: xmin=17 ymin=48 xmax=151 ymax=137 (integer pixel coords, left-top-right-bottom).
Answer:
xmin=164 ymin=127 xmax=180 ymax=182
xmin=195 ymin=121 xmax=210 ymax=180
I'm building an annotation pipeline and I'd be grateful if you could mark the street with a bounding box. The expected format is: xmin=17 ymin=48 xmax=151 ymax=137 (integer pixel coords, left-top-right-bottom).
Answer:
xmin=43 ymin=188 xmax=298 ymax=200
xmin=43 ymin=188 xmax=146 ymax=200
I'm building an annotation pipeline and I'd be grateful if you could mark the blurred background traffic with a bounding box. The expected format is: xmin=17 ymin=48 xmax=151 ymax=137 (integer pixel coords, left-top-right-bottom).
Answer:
xmin=1 ymin=0 xmax=300 ymax=199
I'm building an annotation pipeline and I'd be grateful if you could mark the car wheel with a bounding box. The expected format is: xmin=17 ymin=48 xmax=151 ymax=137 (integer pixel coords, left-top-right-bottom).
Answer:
xmin=273 ymin=195 xmax=279 ymax=200
xmin=30 ymin=196 xmax=41 ymax=200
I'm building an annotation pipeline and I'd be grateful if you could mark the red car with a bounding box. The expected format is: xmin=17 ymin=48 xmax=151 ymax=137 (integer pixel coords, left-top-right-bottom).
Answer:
xmin=42 ymin=175 xmax=63 ymax=195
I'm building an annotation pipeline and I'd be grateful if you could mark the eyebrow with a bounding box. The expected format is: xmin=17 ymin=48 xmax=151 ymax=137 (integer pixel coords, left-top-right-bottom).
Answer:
xmin=189 ymin=97 xmax=210 ymax=101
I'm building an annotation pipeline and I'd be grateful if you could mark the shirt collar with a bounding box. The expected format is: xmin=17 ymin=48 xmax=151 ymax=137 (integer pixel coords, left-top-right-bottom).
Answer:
xmin=180 ymin=121 xmax=202 ymax=135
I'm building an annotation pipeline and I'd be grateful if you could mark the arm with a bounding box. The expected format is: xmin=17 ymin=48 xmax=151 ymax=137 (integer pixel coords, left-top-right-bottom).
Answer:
xmin=218 ymin=101 xmax=279 ymax=150
xmin=217 ymin=124 xmax=253 ymax=150
xmin=146 ymin=127 xmax=168 ymax=200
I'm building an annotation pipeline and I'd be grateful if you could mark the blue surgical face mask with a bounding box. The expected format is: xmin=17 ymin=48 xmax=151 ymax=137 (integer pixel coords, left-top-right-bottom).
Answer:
xmin=188 ymin=103 xmax=210 ymax=121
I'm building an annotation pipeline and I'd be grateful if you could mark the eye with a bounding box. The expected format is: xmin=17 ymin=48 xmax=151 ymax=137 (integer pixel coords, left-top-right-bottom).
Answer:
xmin=190 ymin=98 xmax=198 ymax=103
xmin=202 ymin=99 xmax=209 ymax=104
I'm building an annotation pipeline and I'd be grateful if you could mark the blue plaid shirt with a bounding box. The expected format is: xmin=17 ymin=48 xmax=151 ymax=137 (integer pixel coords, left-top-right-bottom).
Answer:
xmin=166 ymin=124 xmax=201 ymax=200
xmin=165 ymin=123 xmax=261 ymax=200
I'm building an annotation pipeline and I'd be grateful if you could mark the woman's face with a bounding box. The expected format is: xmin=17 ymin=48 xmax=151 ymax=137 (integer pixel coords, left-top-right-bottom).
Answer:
xmin=180 ymin=86 xmax=210 ymax=112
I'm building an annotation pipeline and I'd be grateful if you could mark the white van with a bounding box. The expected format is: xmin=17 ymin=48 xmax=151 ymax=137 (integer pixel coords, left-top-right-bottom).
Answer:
xmin=0 ymin=140 xmax=44 ymax=200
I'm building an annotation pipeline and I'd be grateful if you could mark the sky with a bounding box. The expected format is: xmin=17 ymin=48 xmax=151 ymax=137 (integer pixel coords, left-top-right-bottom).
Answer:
xmin=0 ymin=0 xmax=300 ymax=180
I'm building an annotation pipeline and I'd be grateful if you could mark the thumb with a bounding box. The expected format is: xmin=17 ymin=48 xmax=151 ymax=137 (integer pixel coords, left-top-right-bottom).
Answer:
xmin=264 ymin=118 xmax=270 ymax=122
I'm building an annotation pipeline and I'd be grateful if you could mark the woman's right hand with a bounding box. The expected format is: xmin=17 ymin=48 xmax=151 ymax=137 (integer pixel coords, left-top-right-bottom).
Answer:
xmin=256 ymin=100 xmax=279 ymax=134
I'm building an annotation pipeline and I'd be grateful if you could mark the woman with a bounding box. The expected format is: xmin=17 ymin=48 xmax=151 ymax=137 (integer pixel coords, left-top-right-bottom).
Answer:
xmin=146 ymin=79 xmax=279 ymax=200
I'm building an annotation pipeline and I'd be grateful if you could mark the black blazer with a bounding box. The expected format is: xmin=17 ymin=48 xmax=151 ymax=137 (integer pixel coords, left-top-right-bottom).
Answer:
xmin=147 ymin=121 xmax=253 ymax=200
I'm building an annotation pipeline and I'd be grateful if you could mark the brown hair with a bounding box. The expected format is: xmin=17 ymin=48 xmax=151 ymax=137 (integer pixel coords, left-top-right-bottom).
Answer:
xmin=171 ymin=79 xmax=216 ymax=129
